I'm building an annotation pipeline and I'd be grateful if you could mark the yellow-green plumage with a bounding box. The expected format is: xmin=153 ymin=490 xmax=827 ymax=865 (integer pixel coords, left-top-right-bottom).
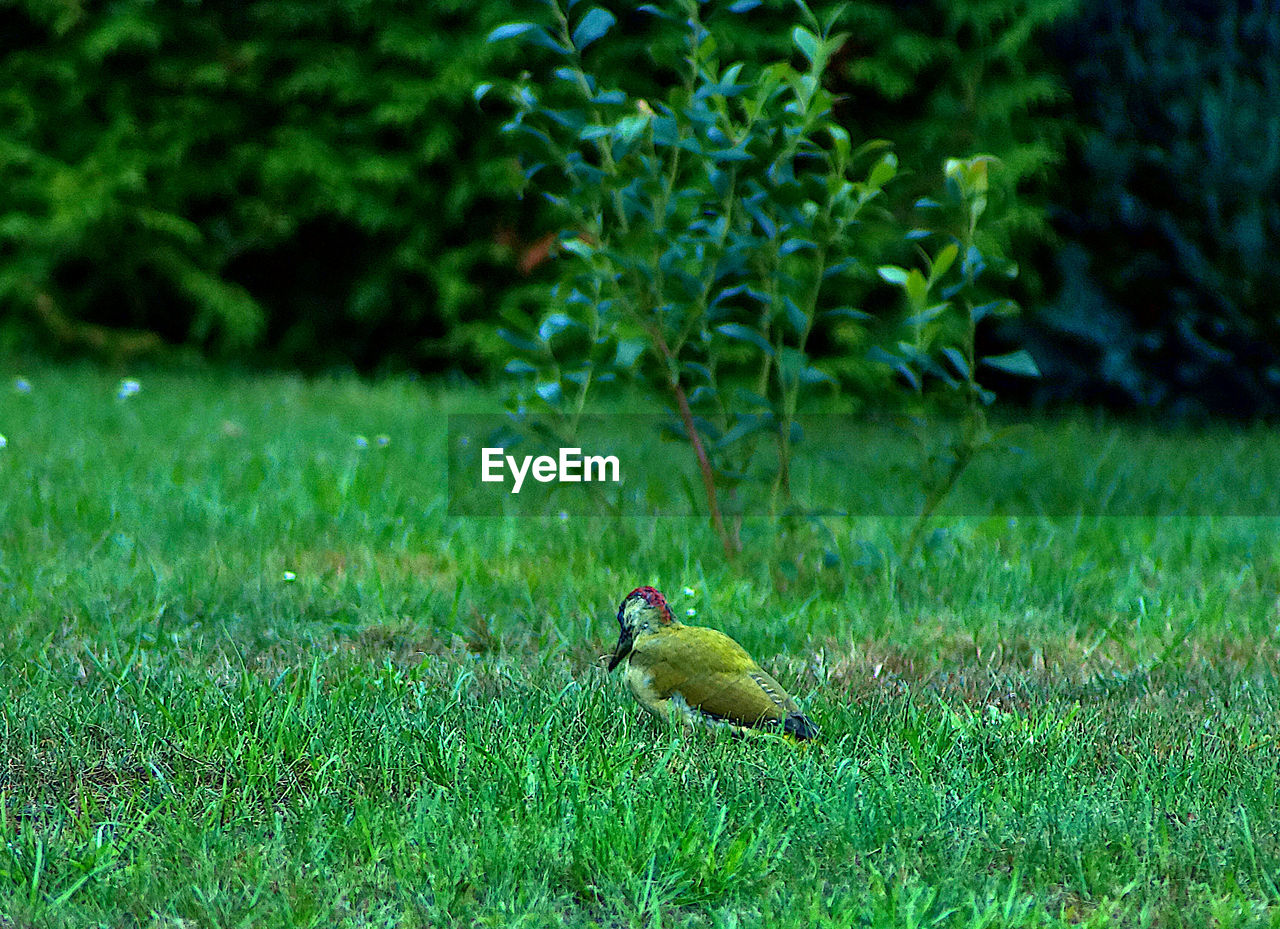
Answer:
xmin=608 ymin=586 xmax=819 ymax=740
xmin=624 ymin=625 xmax=800 ymax=730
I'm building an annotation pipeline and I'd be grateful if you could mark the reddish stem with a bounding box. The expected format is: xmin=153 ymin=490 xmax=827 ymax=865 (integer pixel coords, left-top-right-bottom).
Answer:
xmin=649 ymin=327 xmax=736 ymax=559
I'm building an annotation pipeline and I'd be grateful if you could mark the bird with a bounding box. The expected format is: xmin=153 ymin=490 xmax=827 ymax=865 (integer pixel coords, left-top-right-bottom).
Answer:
xmin=606 ymin=586 xmax=819 ymax=740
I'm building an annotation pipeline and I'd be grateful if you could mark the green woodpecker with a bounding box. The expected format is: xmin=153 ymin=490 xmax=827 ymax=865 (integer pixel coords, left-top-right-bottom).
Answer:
xmin=607 ymin=586 xmax=819 ymax=740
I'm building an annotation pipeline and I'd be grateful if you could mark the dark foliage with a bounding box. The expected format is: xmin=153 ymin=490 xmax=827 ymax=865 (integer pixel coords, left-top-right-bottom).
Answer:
xmin=0 ymin=0 xmax=537 ymax=370
xmin=1030 ymin=0 xmax=1280 ymax=416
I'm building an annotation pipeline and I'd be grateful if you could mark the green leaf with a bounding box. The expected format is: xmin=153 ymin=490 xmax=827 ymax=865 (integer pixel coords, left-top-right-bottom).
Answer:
xmin=962 ymin=246 xmax=986 ymax=281
xmin=731 ymin=388 xmax=771 ymax=410
xmin=614 ymin=114 xmax=649 ymax=144
xmin=534 ymin=381 xmax=563 ymax=403
xmin=930 ymin=243 xmax=959 ymax=282
xmin=560 ymin=237 xmax=594 ymax=259
xmin=538 ymin=313 xmax=578 ymax=341
xmin=905 ymin=268 xmax=928 ymax=310
xmin=780 ymin=297 xmax=807 ymax=337
xmin=709 ymin=143 xmax=752 ymax=163
xmin=683 ymin=361 xmax=713 ymax=382
xmin=487 ymin=22 xmax=565 ymax=52
xmin=792 ymin=27 xmax=820 ymax=65
xmin=941 ymin=347 xmax=969 ymax=380
xmin=822 ymin=306 xmax=872 ymax=322
xmin=827 ymin=124 xmax=851 ymax=166
xmin=868 ymin=152 xmax=898 ymax=189
xmin=572 ymin=8 xmax=616 ymax=51
xmin=717 ymin=413 xmax=770 ymax=448
xmin=487 ymin=23 xmax=557 ymax=51
xmin=778 ymin=346 xmax=806 ymax=385
xmin=638 ymin=4 xmax=677 ymax=19
xmin=486 ymin=23 xmax=533 ymax=42
xmin=715 ymin=323 xmax=774 ymax=356
xmin=800 ymin=364 xmax=836 ymax=386
xmin=981 ymin=350 xmax=1040 ymax=378
xmin=498 ymin=328 xmax=541 ymax=353
xmin=614 ymin=339 xmax=646 ymax=368
xmin=972 ymin=299 xmax=1020 ymax=323
xmin=877 ymin=265 xmax=909 ymax=286
xmin=868 ymin=345 xmax=921 ymax=391
xmin=903 ymin=304 xmax=948 ymax=328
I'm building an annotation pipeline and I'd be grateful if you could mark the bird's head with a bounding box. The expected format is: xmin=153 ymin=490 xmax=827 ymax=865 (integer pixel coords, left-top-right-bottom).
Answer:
xmin=607 ymin=585 xmax=676 ymax=671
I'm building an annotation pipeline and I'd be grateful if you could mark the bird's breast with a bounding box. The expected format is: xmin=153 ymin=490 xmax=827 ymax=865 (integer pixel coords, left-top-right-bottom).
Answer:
xmin=624 ymin=662 xmax=666 ymax=715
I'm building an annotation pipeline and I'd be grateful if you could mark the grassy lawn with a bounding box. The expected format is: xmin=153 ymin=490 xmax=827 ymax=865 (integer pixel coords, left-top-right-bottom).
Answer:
xmin=2 ymin=366 xmax=1279 ymax=928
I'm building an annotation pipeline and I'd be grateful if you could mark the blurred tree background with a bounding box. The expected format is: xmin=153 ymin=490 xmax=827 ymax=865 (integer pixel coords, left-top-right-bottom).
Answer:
xmin=1030 ymin=0 xmax=1280 ymax=417
xmin=2 ymin=0 xmax=1277 ymax=415
xmin=1 ymin=0 xmax=532 ymax=371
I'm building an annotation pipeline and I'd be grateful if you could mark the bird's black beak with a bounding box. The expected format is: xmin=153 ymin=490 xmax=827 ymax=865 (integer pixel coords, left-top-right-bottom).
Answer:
xmin=607 ymin=628 xmax=633 ymax=671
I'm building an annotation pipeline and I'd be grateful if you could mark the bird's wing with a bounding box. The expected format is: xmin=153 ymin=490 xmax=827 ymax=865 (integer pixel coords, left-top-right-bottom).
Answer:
xmin=744 ymin=667 xmax=802 ymax=716
xmin=682 ymin=668 xmax=796 ymax=728
xmin=632 ymin=627 xmax=799 ymax=729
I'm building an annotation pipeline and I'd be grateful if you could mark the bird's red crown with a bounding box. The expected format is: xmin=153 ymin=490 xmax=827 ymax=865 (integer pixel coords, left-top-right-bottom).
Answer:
xmin=619 ymin=585 xmax=673 ymax=627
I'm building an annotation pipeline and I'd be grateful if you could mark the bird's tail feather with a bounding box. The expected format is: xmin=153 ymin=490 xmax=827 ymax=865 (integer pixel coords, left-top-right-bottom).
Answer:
xmin=783 ymin=712 xmax=819 ymax=740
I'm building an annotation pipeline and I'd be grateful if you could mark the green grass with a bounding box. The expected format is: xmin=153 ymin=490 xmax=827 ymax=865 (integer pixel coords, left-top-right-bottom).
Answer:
xmin=2 ymin=365 xmax=1279 ymax=928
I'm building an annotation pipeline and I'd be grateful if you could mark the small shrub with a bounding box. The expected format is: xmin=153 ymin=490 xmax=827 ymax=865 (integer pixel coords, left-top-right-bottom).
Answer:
xmin=874 ymin=156 xmax=1037 ymax=563
xmin=485 ymin=0 xmax=1035 ymax=561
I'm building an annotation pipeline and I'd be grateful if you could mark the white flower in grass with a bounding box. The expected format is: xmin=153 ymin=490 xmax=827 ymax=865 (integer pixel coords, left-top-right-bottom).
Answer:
xmin=354 ymin=435 xmax=369 ymax=449
xmin=282 ymin=571 xmax=297 ymax=582
xmin=0 ymin=434 xmax=6 ymax=449
xmin=686 ymin=608 xmax=697 ymax=617
xmin=682 ymin=586 xmax=696 ymax=596
xmin=117 ymin=378 xmax=141 ymax=399
xmin=13 ymin=378 xmax=31 ymax=394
